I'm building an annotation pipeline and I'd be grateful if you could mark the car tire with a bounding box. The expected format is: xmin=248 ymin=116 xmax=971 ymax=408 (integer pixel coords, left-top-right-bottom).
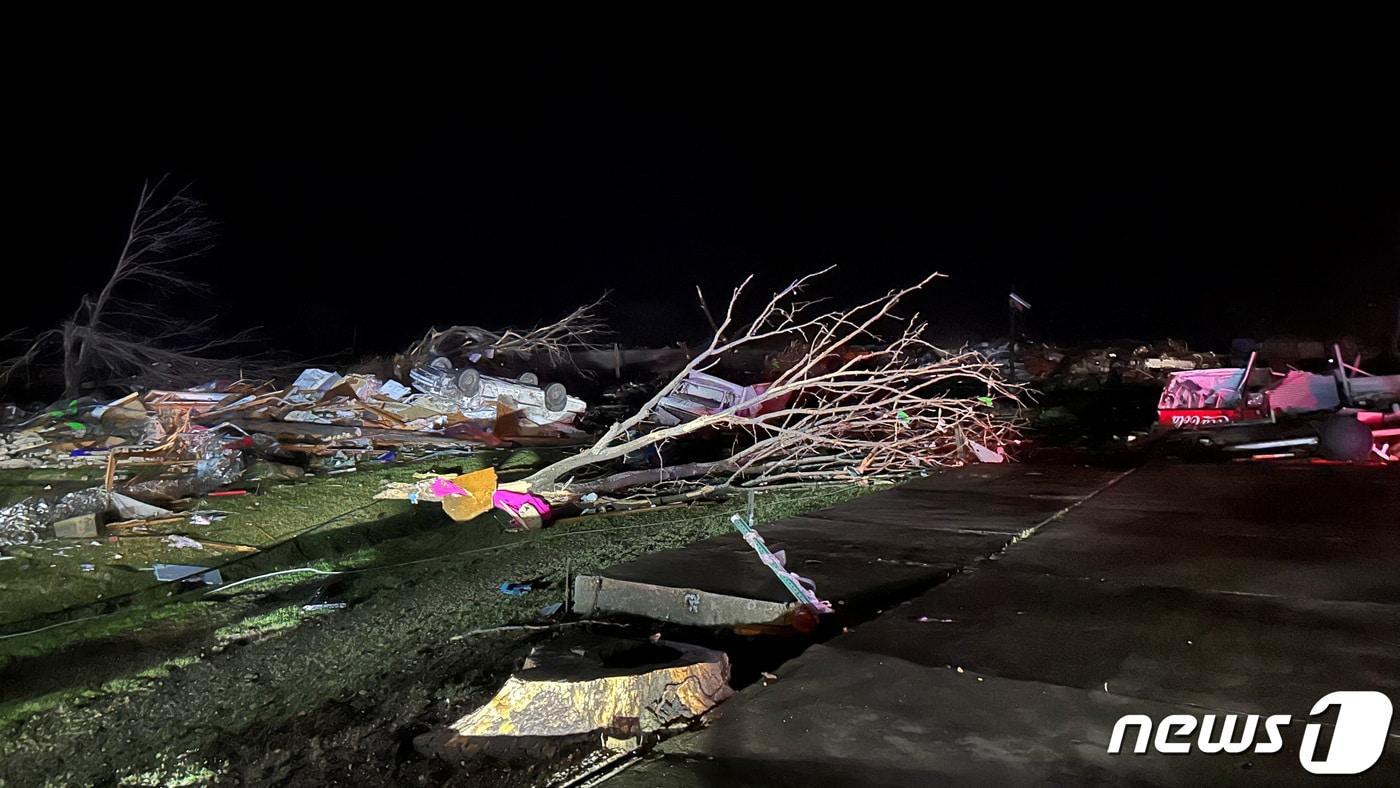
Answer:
xmin=1318 ymin=414 xmax=1372 ymax=461
xmin=544 ymin=382 xmax=568 ymax=413
xmin=456 ymin=368 xmax=482 ymax=398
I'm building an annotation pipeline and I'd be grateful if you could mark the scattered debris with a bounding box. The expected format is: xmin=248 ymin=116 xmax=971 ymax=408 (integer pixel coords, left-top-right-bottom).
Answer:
xmin=409 ymin=360 xmax=587 ymax=434
xmin=188 ymin=510 xmax=228 ymax=526
xmin=53 ymin=513 xmax=102 ymax=539
xmin=499 ymin=582 xmax=535 ymax=597
xmin=162 ymin=535 xmax=204 ymax=550
xmin=397 ymin=297 xmax=608 ymax=378
xmin=152 ymin=563 xmax=223 ymax=585
xmin=653 ymin=371 xmax=790 ymax=427
xmin=1 ymin=487 xmax=174 ymax=547
xmin=1156 ymin=345 xmax=1400 ymax=461
xmin=432 ymin=467 xmax=498 ymax=522
xmin=729 ymin=513 xmax=832 ymax=613
xmin=988 ymin=338 xmax=1224 ymax=386
xmin=506 ymin=271 xmax=1021 ymax=508
xmin=492 ymin=487 xmax=554 ymax=531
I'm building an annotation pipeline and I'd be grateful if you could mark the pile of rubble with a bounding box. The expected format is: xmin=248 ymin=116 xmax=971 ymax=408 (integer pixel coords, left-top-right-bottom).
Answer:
xmin=3 ymin=272 xmax=1035 ymax=546
xmin=1153 ymin=346 xmax=1400 ymax=462
xmin=988 ymin=339 xmax=1224 ymax=386
xmin=0 ymin=361 xmax=588 ymax=546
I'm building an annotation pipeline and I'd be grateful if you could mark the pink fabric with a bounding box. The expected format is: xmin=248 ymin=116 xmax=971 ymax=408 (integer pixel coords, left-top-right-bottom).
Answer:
xmin=492 ymin=489 xmax=552 ymax=520
xmin=430 ymin=477 xmax=468 ymax=497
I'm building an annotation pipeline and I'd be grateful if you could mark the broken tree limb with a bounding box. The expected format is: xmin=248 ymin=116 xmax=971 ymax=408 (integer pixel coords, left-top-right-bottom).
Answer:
xmin=398 ymin=295 xmax=610 ymax=375
xmin=522 ymin=269 xmax=1021 ymax=498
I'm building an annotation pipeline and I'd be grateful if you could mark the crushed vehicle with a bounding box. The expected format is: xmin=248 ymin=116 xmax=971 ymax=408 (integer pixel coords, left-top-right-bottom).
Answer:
xmin=1155 ymin=348 xmax=1400 ymax=461
xmin=408 ymin=358 xmax=586 ymax=430
xmin=652 ymin=371 xmax=790 ymax=427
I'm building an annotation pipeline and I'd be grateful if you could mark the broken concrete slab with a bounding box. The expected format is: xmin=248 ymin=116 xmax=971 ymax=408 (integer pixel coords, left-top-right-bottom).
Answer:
xmin=575 ymin=465 xmax=1125 ymax=625
xmin=417 ymin=634 xmax=732 ymax=761
xmin=573 ymin=576 xmax=793 ymax=628
xmin=52 ymin=512 xmax=102 ymax=539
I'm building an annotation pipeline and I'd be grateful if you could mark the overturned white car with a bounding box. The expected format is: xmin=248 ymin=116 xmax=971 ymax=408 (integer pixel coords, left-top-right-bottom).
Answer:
xmin=409 ymin=359 xmax=586 ymax=428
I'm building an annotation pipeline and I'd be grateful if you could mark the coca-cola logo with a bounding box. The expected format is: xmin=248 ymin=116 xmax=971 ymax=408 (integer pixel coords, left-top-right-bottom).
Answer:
xmin=1170 ymin=414 xmax=1231 ymax=427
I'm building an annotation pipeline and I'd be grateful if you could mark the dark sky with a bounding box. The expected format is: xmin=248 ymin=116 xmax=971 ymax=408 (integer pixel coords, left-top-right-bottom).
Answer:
xmin=7 ymin=49 xmax=1398 ymax=360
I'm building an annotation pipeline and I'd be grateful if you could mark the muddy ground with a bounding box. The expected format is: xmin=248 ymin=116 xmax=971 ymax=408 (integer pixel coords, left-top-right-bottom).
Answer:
xmin=0 ymin=454 xmax=871 ymax=787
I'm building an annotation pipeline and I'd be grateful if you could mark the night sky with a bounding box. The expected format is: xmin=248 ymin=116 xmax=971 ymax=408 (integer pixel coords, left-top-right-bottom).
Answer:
xmin=8 ymin=51 xmax=1398 ymax=361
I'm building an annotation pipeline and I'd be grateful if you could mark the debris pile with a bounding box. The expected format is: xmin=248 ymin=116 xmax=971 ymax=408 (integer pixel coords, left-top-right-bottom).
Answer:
xmin=393 ymin=270 xmax=1026 ymax=535
xmin=6 ymin=272 xmax=1025 ymax=546
xmin=1 ymin=362 xmax=590 ymax=545
xmin=1154 ymin=346 xmax=1400 ymax=462
xmin=996 ymin=339 xmax=1224 ymax=387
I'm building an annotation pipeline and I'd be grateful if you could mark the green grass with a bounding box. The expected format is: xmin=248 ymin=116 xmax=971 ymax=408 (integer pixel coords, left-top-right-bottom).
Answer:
xmin=214 ymin=605 xmax=305 ymax=644
xmin=0 ymin=600 xmax=230 ymax=664
xmin=0 ymin=479 xmax=877 ymax=786
xmin=0 ymin=656 xmax=204 ymax=729
xmin=0 ymin=450 xmax=552 ymax=629
xmin=2 ymin=436 xmax=884 ymax=785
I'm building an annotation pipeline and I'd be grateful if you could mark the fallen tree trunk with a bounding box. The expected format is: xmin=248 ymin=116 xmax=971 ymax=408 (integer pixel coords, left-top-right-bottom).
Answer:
xmin=585 ymin=460 xmax=737 ymax=495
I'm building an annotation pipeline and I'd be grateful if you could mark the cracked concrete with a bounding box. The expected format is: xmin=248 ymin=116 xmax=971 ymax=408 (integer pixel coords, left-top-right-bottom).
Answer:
xmin=606 ymin=461 xmax=1400 ymax=786
xmin=575 ymin=464 xmax=1124 ymax=626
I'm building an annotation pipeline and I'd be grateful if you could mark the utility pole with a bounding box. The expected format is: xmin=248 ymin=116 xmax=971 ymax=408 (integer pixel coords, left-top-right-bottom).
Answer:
xmin=1391 ymin=296 xmax=1399 ymax=357
xmin=1008 ymin=292 xmax=1031 ymax=381
xmin=1008 ymin=301 xmax=1017 ymax=381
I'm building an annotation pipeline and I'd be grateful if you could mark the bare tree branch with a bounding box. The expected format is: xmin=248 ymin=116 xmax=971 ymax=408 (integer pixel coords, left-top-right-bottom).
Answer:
xmin=522 ymin=270 xmax=1022 ymax=498
xmin=398 ymin=294 xmax=610 ymax=374
xmin=2 ymin=176 xmax=260 ymax=397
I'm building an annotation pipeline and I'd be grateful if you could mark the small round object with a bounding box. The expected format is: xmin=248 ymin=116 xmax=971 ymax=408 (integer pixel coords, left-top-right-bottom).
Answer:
xmin=544 ymin=382 xmax=568 ymax=412
xmin=429 ymin=356 xmax=454 ymax=371
xmin=517 ymin=372 xmax=540 ymax=386
xmin=456 ymin=368 xmax=482 ymax=398
xmin=1318 ymin=414 xmax=1373 ymax=461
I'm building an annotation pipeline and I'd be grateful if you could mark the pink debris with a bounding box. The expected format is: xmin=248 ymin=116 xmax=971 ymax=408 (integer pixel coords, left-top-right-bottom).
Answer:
xmin=492 ymin=489 xmax=552 ymax=524
xmin=430 ymin=477 xmax=469 ymax=497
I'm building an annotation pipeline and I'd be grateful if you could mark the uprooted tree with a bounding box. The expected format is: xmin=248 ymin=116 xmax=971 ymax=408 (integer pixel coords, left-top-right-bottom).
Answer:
xmin=1 ymin=177 xmax=256 ymax=397
xmin=520 ymin=269 xmax=1021 ymax=498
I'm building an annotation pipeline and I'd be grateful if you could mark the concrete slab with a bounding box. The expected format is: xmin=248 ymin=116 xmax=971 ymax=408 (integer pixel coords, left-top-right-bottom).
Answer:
xmin=1004 ymin=462 xmax=1400 ymax=603
xmin=617 ymin=645 xmax=1399 ymax=786
xmin=835 ymin=574 xmax=1400 ymax=716
xmin=607 ymin=462 xmax=1400 ymax=785
xmin=575 ymin=464 xmax=1125 ymax=624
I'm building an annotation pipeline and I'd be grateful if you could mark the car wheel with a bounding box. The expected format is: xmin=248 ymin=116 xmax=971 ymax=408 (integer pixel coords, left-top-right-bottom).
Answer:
xmin=457 ymin=368 xmax=482 ymax=398
xmin=544 ymin=382 xmax=568 ymax=412
xmin=1318 ymin=414 xmax=1372 ymax=461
